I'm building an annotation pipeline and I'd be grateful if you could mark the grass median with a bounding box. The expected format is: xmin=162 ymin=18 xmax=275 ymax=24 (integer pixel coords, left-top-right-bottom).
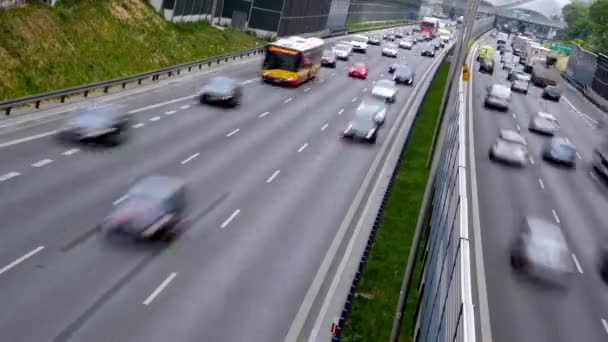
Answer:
xmin=340 ymin=61 xmax=451 ymax=342
xmin=347 ymin=20 xmax=411 ymax=32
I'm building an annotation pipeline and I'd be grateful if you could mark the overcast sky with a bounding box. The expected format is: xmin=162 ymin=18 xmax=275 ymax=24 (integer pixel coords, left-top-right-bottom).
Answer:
xmin=492 ymin=0 xmax=571 ymax=17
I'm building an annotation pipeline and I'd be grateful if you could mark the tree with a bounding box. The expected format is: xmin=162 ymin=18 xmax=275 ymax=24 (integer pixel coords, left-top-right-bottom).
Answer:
xmin=562 ymin=1 xmax=589 ymax=27
xmin=589 ymin=0 xmax=608 ymax=53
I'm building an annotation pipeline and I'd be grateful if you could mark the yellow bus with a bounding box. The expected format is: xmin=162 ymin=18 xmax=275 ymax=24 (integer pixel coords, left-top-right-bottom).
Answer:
xmin=261 ymin=36 xmax=325 ymax=86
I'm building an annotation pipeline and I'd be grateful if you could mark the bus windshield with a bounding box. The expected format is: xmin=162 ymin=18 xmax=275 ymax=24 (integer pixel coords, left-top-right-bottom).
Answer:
xmin=263 ymin=47 xmax=301 ymax=72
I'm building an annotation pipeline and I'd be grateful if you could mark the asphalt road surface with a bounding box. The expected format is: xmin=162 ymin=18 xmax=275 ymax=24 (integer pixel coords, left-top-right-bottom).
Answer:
xmin=0 ymin=30 xmax=443 ymax=342
xmin=470 ymin=36 xmax=608 ymax=342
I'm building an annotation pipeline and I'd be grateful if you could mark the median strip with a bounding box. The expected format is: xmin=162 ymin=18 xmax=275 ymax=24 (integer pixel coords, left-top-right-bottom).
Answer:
xmin=340 ymin=61 xmax=450 ymax=341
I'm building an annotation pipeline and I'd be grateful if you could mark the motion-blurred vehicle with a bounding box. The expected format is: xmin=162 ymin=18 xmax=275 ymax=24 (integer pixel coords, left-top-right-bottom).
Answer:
xmin=261 ymin=36 xmax=324 ymax=86
xmin=416 ymin=35 xmax=425 ymax=43
xmin=528 ymin=112 xmax=559 ymax=135
xmin=333 ymin=44 xmax=350 ymax=60
xmin=500 ymin=47 xmax=513 ymax=56
xmin=357 ymin=95 xmax=388 ymax=125
xmin=384 ymin=32 xmax=396 ymax=41
xmin=335 ymin=42 xmax=353 ymax=56
xmin=382 ymin=43 xmax=399 ymax=58
xmin=599 ymin=246 xmax=608 ymax=283
xmin=342 ymin=111 xmax=380 ymax=143
xmin=484 ymin=84 xmax=511 ymax=111
xmin=369 ymin=36 xmax=381 ymax=46
xmin=99 ymin=175 xmax=188 ymax=241
xmin=531 ymin=62 xmax=559 ymax=88
xmin=503 ymin=62 xmax=516 ymax=72
xmin=393 ymin=65 xmax=415 ymax=85
xmin=350 ymin=34 xmax=368 ymax=53
xmin=510 ymin=217 xmax=574 ymax=287
xmin=60 ymin=106 xmax=129 ymax=145
xmin=421 ymin=45 xmax=436 ymax=57
xmin=511 ymin=80 xmax=529 ymax=94
xmin=432 ymin=41 xmax=442 ymax=51
xmin=388 ymin=62 xmax=401 ymax=74
xmin=476 ymin=45 xmax=495 ymax=61
xmin=542 ymin=85 xmax=562 ymax=101
xmin=395 ymin=31 xmax=403 ymax=39
xmin=399 ymin=40 xmax=413 ymax=50
xmin=542 ymin=137 xmax=577 ymax=168
xmin=200 ymin=77 xmax=242 ymax=107
xmin=371 ymin=79 xmax=397 ymax=103
xmin=488 ymin=130 xmax=528 ymax=166
xmin=321 ymin=50 xmax=337 ymax=68
xmin=507 ymin=69 xmax=531 ymax=82
xmin=479 ymin=57 xmax=494 ymax=74
xmin=592 ymin=142 xmax=608 ymax=179
xmin=348 ymin=63 xmax=368 ymax=79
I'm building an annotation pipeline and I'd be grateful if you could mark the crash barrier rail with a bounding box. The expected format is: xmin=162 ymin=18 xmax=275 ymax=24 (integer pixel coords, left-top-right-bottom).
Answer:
xmin=564 ymin=43 xmax=608 ymax=112
xmin=0 ymin=22 xmax=418 ymax=118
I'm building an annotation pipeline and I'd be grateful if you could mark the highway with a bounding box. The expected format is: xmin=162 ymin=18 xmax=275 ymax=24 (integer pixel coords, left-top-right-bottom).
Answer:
xmin=469 ymin=35 xmax=608 ymax=342
xmin=0 ymin=29 xmax=444 ymax=341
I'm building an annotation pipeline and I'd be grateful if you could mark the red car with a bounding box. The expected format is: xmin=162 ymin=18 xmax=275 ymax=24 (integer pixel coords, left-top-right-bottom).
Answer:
xmin=349 ymin=63 xmax=368 ymax=79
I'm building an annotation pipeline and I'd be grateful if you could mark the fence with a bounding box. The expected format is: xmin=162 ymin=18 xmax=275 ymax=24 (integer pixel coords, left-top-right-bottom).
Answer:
xmin=413 ymin=16 xmax=493 ymax=342
xmin=564 ymin=43 xmax=608 ymax=111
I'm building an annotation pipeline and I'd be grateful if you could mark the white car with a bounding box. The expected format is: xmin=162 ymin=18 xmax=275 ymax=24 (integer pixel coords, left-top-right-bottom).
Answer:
xmin=334 ymin=43 xmax=353 ymax=56
xmin=356 ymin=95 xmax=388 ymax=125
xmin=350 ymin=35 xmax=369 ymax=53
xmin=398 ymin=40 xmax=413 ymax=50
xmin=382 ymin=43 xmax=399 ymax=58
xmin=371 ymin=79 xmax=398 ymax=103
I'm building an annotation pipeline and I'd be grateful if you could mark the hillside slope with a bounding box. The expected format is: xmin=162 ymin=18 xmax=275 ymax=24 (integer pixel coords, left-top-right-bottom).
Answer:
xmin=0 ymin=0 xmax=261 ymax=100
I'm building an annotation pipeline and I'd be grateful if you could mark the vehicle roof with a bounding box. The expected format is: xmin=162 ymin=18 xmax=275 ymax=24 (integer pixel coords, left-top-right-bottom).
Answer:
xmin=551 ymin=137 xmax=574 ymax=147
xmin=129 ymin=175 xmax=185 ymax=198
xmin=376 ymin=79 xmax=395 ymax=87
xmin=522 ymin=216 xmax=567 ymax=244
xmin=537 ymin=112 xmax=557 ymax=120
xmin=271 ymin=36 xmax=324 ymax=52
xmin=500 ymin=129 xmax=525 ymax=144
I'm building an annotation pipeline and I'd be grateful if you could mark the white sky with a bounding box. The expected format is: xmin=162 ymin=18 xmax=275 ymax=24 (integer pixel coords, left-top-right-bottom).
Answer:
xmin=491 ymin=0 xmax=572 ymax=17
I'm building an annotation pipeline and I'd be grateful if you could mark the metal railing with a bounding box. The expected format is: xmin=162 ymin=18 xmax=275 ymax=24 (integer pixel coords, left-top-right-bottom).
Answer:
xmin=0 ymin=22 xmax=417 ymax=118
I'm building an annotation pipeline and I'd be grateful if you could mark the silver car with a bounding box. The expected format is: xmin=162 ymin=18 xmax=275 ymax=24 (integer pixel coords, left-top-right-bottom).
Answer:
xmin=510 ymin=217 xmax=574 ymax=287
xmin=529 ymin=112 xmax=559 ymax=135
xmin=398 ymin=40 xmax=413 ymax=50
xmin=382 ymin=43 xmax=399 ymax=58
xmin=542 ymin=137 xmax=577 ymax=168
xmin=484 ymin=84 xmax=511 ymax=111
xmin=489 ymin=130 xmax=528 ymax=166
xmin=371 ymin=79 xmax=398 ymax=103
xmin=356 ymin=95 xmax=388 ymax=125
xmin=511 ymin=80 xmax=529 ymax=94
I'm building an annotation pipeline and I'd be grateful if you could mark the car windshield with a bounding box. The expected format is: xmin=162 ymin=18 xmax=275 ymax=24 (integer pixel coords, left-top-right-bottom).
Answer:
xmin=490 ymin=85 xmax=510 ymax=99
xmin=207 ymin=77 xmax=235 ymax=92
xmin=527 ymin=238 xmax=567 ymax=268
xmin=552 ymin=142 xmax=576 ymax=159
xmin=514 ymin=81 xmax=527 ymax=87
xmin=70 ymin=111 xmax=113 ymax=128
xmin=500 ymin=130 xmax=525 ymax=145
xmin=351 ymin=115 xmax=375 ymax=131
xmin=395 ymin=66 xmax=412 ymax=76
xmin=353 ymin=63 xmax=365 ymax=69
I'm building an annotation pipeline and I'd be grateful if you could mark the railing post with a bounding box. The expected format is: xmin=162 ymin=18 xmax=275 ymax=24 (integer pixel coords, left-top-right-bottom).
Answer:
xmin=188 ymin=66 xmax=192 ymax=72
xmin=35 ymin=101 xmax=40 ymax=109
xmin=5 ymin=107 xmax=11 ymax=116
xmin=177 ymin=69 xmax=180 ymax=75
xmin=122 ymin=82 xmax=126 ymax=89
xmin=138 ymin=79 xmax=142 ymax=85
xmin=168 ymin=71 xmax=172 ymax=77
xmin=104 ymin=86 xmax=109 ymax=93
xmin=84 ymin=90 xmax=89 ymax=97
xmin=60 ymin=95 xmax=66 ymax=103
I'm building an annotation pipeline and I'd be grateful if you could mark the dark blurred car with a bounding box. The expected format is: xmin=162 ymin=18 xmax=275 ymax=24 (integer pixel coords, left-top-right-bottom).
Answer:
xmin=592 ymin=142 xmax=608 ymax=179
xmin=200 ymin=77 xmax=242 ymax=107
xmin=489 ymin=131 xmax=528 ymax=166
xmin=321 ymin=50 xmax=337 ymax=68
xmin=382 ymin=44 xmax=399 ymax=58
xmin=388 ymin=62 xmax=401 ymax=74
xmin=484 ymin=84 xmax=511 ymax=111
xmin=371 ymin=79 xmax=397 ymax=103
xmin=393 ymin=65 xmax=415 ymax=85
xmin=368 ymin=36 xmax=381 ymax=45
xmin=600 ymin=246 xmax=608 ymax=283
xmin=99 ymin=175 xmax=188 ymax=241
xmin=395 ymin=31 xmax=403 ymax=38
xmin=399 ymin=40 xmax=414 ymax=50
xmin=421 ymin=45 xmax=436 ymax=57
xmin=510 ymin=216 xmax=574 ymax=287
xmin=503 ymin=62 xmax=516 ymax=72
xmin=542 ymin=85 xmax=562 ymax=101
xmin=348 ymin=63 xmax=368 ymax=79
xmin=511 ymin=80 xmax=529 ymax=94
xmin=500 ymin=47 xmax=513 ymax=55
xmin=342 ymin=110 xmax=380 ymax=143
xmin=60 ymin=106 xmax=129 ymax=145
xmin=529 ymin=112 xmax=559 ymax=135
xmin=479 ymin=57 xmax=494 ymax=74
xmin=432 ymin=42 xmax=441 ymax=51
xmin=542 ymin=137 xmax=577 ymax=167
xmin=356 ymin=95 xmax=388 ymax=125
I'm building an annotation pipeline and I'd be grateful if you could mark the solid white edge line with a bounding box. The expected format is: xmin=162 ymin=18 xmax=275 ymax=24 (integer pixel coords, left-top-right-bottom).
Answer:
xmin=0 ymin=130 xmax=58 ymax=149
xmin=226 ymin=129 xmax=240 ymax=137
xmin=127 ymin=95 xmax=195 ymax=114
xmin=468 ymin=43 xmax=494 ymax=342
xmin=132 ymin=123 xmax=145 ymax=128
xmin=552 ymin=209 xmax=561 ymax=223
xmin=143 ymin=272 xmax=177 ymax=305
xmin=259 ymin=111 xmax=270 ymax=118
xmin=266 ymin=170 xmax=281 ymax=183
xmin=220 ymin=209 xmax=240 ymax=229
xmin=32 ymin=159 xmax=53 ymax=167
xmin=298 ymin=143 xmax=308 ymax=153
xmin=0 ymin=172 xmax=21 ymax=182
xmin=602 ymin=318 xmax=608 ymax=335
xmin=0 ymin=246 xmax=45 ymax=276
xmin=181 ymin=153 xmax=199 ymax=165
xmin=538 ymin=178 xmax=545 ymax=189
xmin=571 ymin=253 xmax=583 ymax=274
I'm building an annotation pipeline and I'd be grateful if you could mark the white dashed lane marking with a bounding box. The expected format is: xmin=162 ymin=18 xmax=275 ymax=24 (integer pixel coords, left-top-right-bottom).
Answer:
xmin=552 ymin=209 xmax=561 ymax=224
xmin=298 ymin=143 xmax=308 ymax=153
xmin=143 ymin=272 xmax=177 ymax=305
xmin=321 ymin=123 xmax=328 ymax=131
xmin=132 ymin=123 xmax=145 ymax=128
xmin=259 ymin=111 xmax=270 ymax=118
xmin=602 ymin=319 xmax=608 ymax=335
xmin=0 ymin=246 xmax=45 ymax=276
xmin=181 ymin=153 xmax=199 ymax=165
xmin=165 ymin=110 xmax=176 ymax=115
xmin=32 ymin=159 xmax=53 ymax=168
xmin=113 ymin=195 xmax=129 ymax=206
xmin=266 ymin=170 xmax=281 ymax=183
xmin=226 ymin=129 xmax=240 ymax=137
xmin=179 ymin=105 xmax=190 ymax=109
xmin=150 ymin=116 xmax=161 ymax=121
xmin=538 ymin=179 xmax=544 ymax=189
xmin=62 ymin=148 xmax=79 ymax=156
xmin=220 ymin=209 xmax=241 ymax=229
xmin=284 ymin=97 xmax=293 ymax=104
xmin=571 ymin=254 xmax=583 ymax=274
xmin=0 ymin=172 xmax=20 ymax=182
xmin=338 ymin=109 xmax=344 ymax=115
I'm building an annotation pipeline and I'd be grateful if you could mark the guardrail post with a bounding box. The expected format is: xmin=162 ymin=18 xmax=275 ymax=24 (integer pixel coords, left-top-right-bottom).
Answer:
xmin=225 ymin=58 xmax=228 ymax=62
xmin=188 ymin=66 xmax=192 ymax=72
xmin=35 ymin=101 xmax=40 ymax=109
xmin=60 ymin=95 xmax=66 ymax=103
xmin=177 ymin=69 xmax=180 ymax=75
xmin=217 ymin=60 xmax=220 ymax=65
xmin=138 ymin=79 xmax=142 ymax=85
xmin=122 ymin=82 xmax=126 ymax=89
xmin=168 ymin=71 xmax=172 ymax=77
xmin=247 ymin=52 xmax=250 ymax=56
xmin=84 ymin=90 xmax=89 ymax=97
xmin=104 ymin=86 xmax=109 ymax=93
xmin=5 ymin=107 xmax=11 ymax=116
xmin=199 ymin=64 xmax=202 ymax=70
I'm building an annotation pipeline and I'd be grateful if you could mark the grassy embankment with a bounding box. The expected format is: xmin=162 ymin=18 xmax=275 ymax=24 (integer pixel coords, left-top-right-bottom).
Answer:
xmin=340 ymin=61 xmax=451 ymax=342
xmin=0 ymin=0 xmax=261 ymax=100
xmin=347 ymin=20 xmax=412 ymax=32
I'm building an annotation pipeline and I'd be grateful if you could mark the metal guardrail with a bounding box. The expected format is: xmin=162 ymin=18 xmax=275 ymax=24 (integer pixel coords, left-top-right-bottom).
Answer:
xmin=0 ymin=22 xmax=417 ymax=118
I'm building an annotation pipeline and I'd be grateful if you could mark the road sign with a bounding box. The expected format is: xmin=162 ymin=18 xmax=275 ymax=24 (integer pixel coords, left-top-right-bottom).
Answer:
xmin=550 ymin=43 xmax=572 ymax=55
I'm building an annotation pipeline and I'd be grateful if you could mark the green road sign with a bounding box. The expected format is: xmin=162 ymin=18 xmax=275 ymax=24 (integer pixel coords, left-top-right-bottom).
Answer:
xmin=550 ymin=43 xmax=572 ymax=55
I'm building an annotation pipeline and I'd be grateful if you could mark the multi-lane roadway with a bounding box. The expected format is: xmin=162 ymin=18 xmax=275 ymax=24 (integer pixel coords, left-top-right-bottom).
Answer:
xmin=469 ymin=35 xmax=608 ymax=342
xmin=0 ymin=29 xmax=444 ymax=341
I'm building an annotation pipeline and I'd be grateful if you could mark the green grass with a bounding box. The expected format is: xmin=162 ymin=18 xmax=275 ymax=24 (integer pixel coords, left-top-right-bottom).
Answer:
xmin=347 ymin=20 xmax=411 ymax=32
xmin=340 ymin=61 xmax=451 ymax=342
xmin=0 ymin=0 xmax=261 ymax=100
